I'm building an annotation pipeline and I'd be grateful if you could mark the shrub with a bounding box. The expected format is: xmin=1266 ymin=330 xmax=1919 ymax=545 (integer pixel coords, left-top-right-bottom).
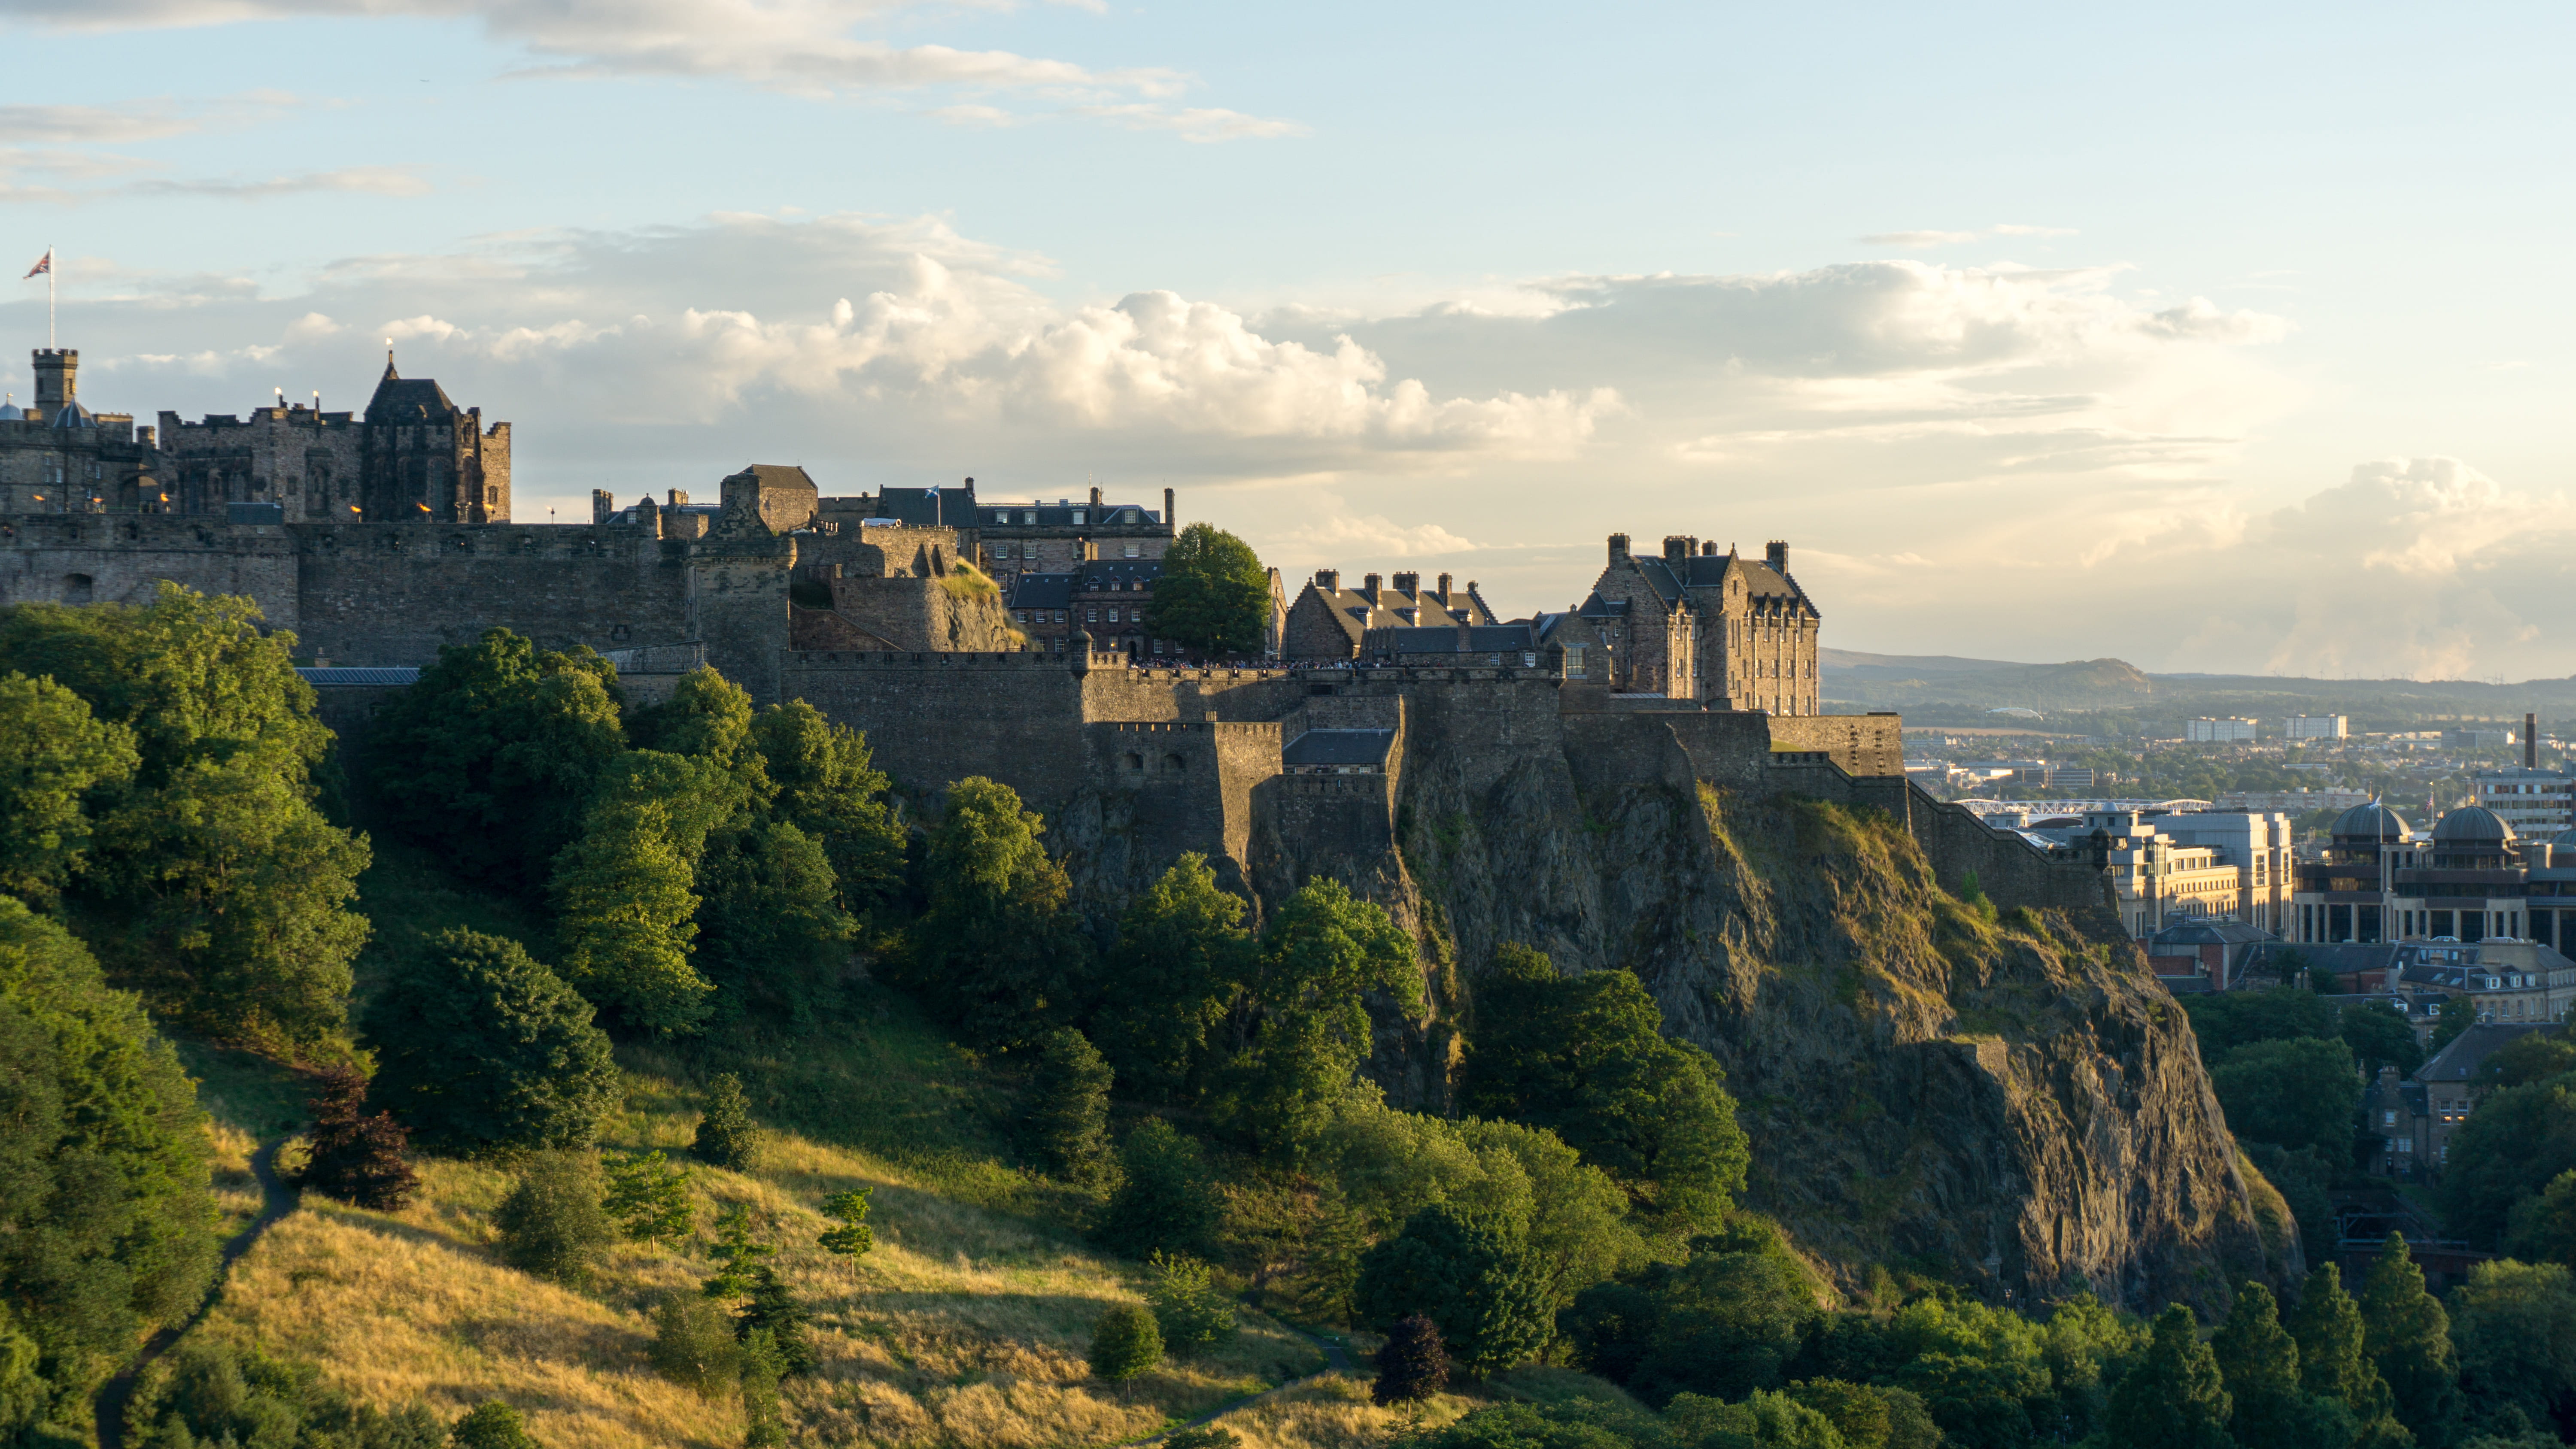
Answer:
xmin=601 ymin=1149 xmax=694 ymax=1244
xmin=1023 ymin=1027 xmax=1116 ymax=1185
xmin=448 ymin=1400 xmax=539 ymax=1449
xmin=1373 ymin=1313 xmax=1449 ymax=1406
xmin=1146 ymin=1253 xmax=1239 ymax=1356
xmin=365 ymin=928 xmax=621 ymax=1154
xmin=1089 ymin=1303 xmax=1164 ymax=1382
xmin=734 ymin=1263 xmax=817 ymax=1376
xmin=492 ymin=1152 xmax=615 ymax=1283
xmin=740 ymin=1329 xmax=788 ymax=1448
xmin=299 ymin=1066 xmax=420 ymax=1210
xmin=1164 ymin=1429 xmax=1242 ymax=1449
xmin=648 ymin=1291 xmax=743 ymax=1398
xmin=1097 ymin=1119 xmax=1221 ymax=1258
xmin=693 ymin=1073 xmax=761 ymax=1171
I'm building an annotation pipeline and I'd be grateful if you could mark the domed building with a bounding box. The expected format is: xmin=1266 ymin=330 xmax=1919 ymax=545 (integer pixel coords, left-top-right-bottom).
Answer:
xmin=2294 ymin=797 xmax=2569 ymax=952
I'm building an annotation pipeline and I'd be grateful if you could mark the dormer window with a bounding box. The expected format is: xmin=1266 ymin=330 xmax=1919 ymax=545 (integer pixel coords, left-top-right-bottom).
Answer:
xmin=1072 ymin=509 xmax=1086 ymax=524
xmin=1022 ymin=510 xmax=1037 ymax=524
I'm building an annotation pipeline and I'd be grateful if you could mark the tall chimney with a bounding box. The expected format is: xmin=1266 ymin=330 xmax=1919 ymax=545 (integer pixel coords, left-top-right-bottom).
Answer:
xmin=1090 ymin=485 xmax=1103 ymax=508
xmin=1392 ymin=571 xmax=1420 ymax=596
xmin=1362 ymin=572 xmax=1382 ymax=600
xmin=1315 ymin=568 xmax=1339 ymax=592
xmin=1766 ymin=540 xmax=1789 ymax=573
xmin=1663 ymin=535 xmax=1690 ymax=562
xmin=1437 ymin=571 xmax=1453 ymax=598
xmin=2529 ymin=713 xmax=2540 ymax=770
xmin=1164 ymin=487 xmax=1175 ymax=529
xmin=591 ymin=488 xmax=613 ymax=524
xmin=1607 ymin=533 xmax=1630 ymax=564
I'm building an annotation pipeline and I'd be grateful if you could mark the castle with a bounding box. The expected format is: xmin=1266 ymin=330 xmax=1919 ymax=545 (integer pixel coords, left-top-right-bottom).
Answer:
xmin=0 ymin=349 xmax=2109 ymax=922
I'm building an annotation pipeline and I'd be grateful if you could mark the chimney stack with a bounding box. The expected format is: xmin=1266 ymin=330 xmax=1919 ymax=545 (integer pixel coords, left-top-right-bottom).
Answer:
xmin=1090 ymin=485 xmax=1103 ymax=508
xmin=1392 ymin=570 xmax=1420 ymax=595
xmin=1362 ymin=572 xmax=1382 ymax=600
xmin=1315 ymin=568 xmax=1339 ymax=592
xmin=1437 ymin=571 xmax=1453 ymax=598
xmin=2529 ymin=713 xmax=2540 ymax=770
xmin=1607 ymin=532 xmax=1630 ymax=564
xmin=591 ymin=488 xmax=614 ymax=524
xmin=1766 ymin=540 xmax=1789 ymax=573
xmin=1164 ymin=486 xmax=1175 ymax=529
xmin=1663 ymin=535 xmax=1691 ymax=562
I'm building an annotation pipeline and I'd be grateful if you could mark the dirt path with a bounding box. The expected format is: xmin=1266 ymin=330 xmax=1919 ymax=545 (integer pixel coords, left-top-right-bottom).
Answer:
xmin=95 ymin=1139 xmax=298 ymax=1449
xmin=1127 ymin=1331 xmax=1356 ymax=1446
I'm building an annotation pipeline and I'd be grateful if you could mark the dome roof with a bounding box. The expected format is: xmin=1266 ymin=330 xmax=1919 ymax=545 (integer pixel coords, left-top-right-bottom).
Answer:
xmin=2333 ymin=800 xmax=2411 ymax=840
xmin=2553 ymin=826 xmax=2576 ymax=849
xmin=48 ymin=399 xmax=93 ymax=430
xmin=2433 ymin=806 xmax=2518 ymax=844
xmin=0 ymin=394 xmax=20 ymax=421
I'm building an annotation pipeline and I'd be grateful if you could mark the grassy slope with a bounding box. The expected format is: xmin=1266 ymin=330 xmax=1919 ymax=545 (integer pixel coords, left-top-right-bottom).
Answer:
xmin=167 ymin=846 xmax=1504 ymax=1448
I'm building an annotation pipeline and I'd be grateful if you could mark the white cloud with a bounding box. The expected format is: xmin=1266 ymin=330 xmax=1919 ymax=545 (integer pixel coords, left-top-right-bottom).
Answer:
xmin=132 ymin=165 xmax=434 ymax=199
xmin=1990 ymin=223 xmax=2078 ymax=238
xmin=0 ymin=0 xmax=1303 ymax=138
xmin=1861 ymin=230 xmax=1980 ymax=248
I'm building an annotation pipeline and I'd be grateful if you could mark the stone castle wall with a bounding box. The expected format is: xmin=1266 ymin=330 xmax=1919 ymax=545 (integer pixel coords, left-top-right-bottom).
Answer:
xmin=0 ymin=511 xmax=299 ymax=621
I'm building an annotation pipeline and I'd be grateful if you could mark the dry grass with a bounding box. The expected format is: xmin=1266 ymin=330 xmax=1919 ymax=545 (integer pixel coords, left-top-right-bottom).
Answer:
xmin=192 ymin=1067 xmax=1325 ymax=1449
xmin=1192 ymin=1373 xmax=1475 ymax=1449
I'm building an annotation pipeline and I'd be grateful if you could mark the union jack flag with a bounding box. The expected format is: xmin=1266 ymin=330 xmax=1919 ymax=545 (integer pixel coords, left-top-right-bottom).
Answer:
xmin=23 ymin=252 xmax=48 ymax=279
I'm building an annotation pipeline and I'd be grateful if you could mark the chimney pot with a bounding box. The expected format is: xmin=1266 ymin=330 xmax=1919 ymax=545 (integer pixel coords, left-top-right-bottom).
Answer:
xmin=1315 ymin=568 xmax=1339 ymax=591
xmin=1392 ymin=570 xmax=1420 ymax=595
xmin=1608 ymin=532 xmax=1630 ymax=564
xmin=2529 ymin=713 xmax=2540 ymax=770
xmin=1663 ymin=535 xmax=1690 ymax=562
xmin=1437 ymin=571 xmax=1453 ymax=597
xmin=1363 ymin=572 xmax=1382 ymax=600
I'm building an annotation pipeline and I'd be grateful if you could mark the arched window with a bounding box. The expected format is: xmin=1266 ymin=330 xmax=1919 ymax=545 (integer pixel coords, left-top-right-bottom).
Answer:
xmin=1123 ymin=752 xmax=1144 ymax=771
xmin=62 ymin=573 xmax=92 ymax=604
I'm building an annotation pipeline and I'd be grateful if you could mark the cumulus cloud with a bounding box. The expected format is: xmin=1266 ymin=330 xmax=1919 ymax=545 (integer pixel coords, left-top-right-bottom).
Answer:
xmin=0 ymin=0 xmax=1301 ymax=138
xmin=25 ymin=213 xmax=2538 ymax=677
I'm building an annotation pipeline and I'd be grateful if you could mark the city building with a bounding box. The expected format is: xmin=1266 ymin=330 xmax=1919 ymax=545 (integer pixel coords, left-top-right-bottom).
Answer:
xmin=2037 ymin=808 xmax=2295 ymax=937
xmin=2288 ymin=802 xmax=2576 ymax=949
xmin=2285 ymin=715 xmax=2348 ymax=740
xmin=1282 ymin=570 xmax=1498 ymax=661
xmin=1577 ymin=535 xmax=1821 ymax=712
xmin=2367 ymin=1023 xmax=2560 ymax=1178
xmin=2187 ymin=717 xmax=2260 ymax=743
xmin=2216 ymin=788 xmax=2373 ymax=813
xmin=2473 ymin=723 xmax=2570 ymax=834
xmin=1009 ymin=556 xmax=1167 ymax=658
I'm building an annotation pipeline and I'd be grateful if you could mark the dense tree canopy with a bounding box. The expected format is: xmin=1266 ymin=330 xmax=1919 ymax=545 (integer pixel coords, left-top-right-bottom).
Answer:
xmin=2444 ymin=1076 xmax=2576 ymax=1247
xmin=0 ymin=897 xmax=216 ymax=1439
xmin=2209 ymin=1036 xmax=2364 ymax=1157
xmin=0 ymin=671 xmax=135 ymax=905
xmin=1143 ymin=523 xmax=1272 ymax=658
xmin=896 ymin=776 xmax=1090 ymax=1049
xmin=1092 ymin=853 xmax=1257 ymax=1102
xmin=1356 ymin=1204 xmax=1555 ymax=1376
xmin=1225 ymin=878 xmax=1423 ymax=1158
xmin=1459 ymin=943 xmax=1749 ymax=1237
xmin=365 ymin=928 xmax=622 ymax=1153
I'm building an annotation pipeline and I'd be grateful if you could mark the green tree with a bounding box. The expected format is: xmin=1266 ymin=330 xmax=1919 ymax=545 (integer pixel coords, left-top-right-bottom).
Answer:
xmin=733 ymin=1262 xmax=816 ymax=1376
xmin=601 ymin=1150 xmax=694 ymax=1244
xmin=693 ymin=1073 xmax=762 ymax=1171
xmin=2359 ymin=1234 xmax=2462 ymax=1447
xmin=1142 ymin=523 xmax=1272 ymax=658
xmin=1092 ymin=853 xmax=1256 ymax=1102
xmin=449 ymin=1400 xmax=539 ymax=1449
xmin=896 ymin=777 xmax=1091 ymax=1049
xmin=1356 ymin=1205 xmax=1555 ymax=1376
xmin=0 ymin=670 xmax=135 ymax=905
xmin=1226 ymin=878 xmax=1422 ymax=1158
xmin=2506 ymin=1170 xmax=2576 ymax=1268
xmin=1786 ymin=1379 xmax=1893 ymax=1449
xmin=2181 ymin=990 xmax=2336 ymax=1061
xmin=1145 ymin=1253 xmax=1239 ymax=1356
xmin=2448 ymin=1258 xmax=2576 ymax=1440
xmin=492 ymin=1152 xmax=616 ymax=1284
xmin=2213 ymin=1282 xmax=2345 ymax=1449
xmin=2476 ymin=1034 xmax=2576 ymax=1089
xmin=647 ymin=1291 xmax=742 ymax=1398
xmin=702 ymin=1203 xmax=778 ymax=1301
xmin=2105 ymin=1305 xmax=2232 ymax=1449
xmin=1022 ymin=1028 xmax=1116 ymax=1185
xmin=1619 ymin=1225 xmax=1824 ymax=1409
xmin=1373 ymin=1313 xmax=1448 ymax=1407
xmin=1457 ymin=944 xmax=1749 ymax=1238
xmin=692 ymin=818 xmax=852 ymax=1011
xmin=2288 ymin=1263 xmax=2404 ymax=1446
xmin=2446 ymin=1077 xmax=2576 ymax=1246
xmin=2341 ymin=1001 xmax=2425 ymax=1079
xmin=2211 ymin=1037 xmax=2365 ymax=1156
xmin=1097 ymin=1118 xmax=1221 ymax=1259
xmin=0 ymin=897 xmax=217 ymax=1427
xmin=365 ymin=929 xmax=622 ymax=1154
xmin=2434 ymin=997 xmax=2478 ymax=1052
xmin=819 ymin=1189 xmax=875 ymax=1258
xmin=738 ymin=1329 xmax=787 ymax=1448
xmin=367 ymin=628 xmax=626 ymax=887
xmin=549 ymin=760 xmax=712 ymax=1036
xmin=1089 ymin=1303 xmax=1164 ymax=1382
xmin=747 ymin=700 xmax=905 ymax=916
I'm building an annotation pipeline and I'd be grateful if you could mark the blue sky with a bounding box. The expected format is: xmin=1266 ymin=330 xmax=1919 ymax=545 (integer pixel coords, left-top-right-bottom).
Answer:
xmin=6 ymin=0 xmax=2573 ymax=677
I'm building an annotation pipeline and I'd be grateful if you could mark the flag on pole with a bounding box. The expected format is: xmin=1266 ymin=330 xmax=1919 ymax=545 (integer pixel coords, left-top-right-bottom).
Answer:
xmin=23 ymin=252 xmax=50 ymax=279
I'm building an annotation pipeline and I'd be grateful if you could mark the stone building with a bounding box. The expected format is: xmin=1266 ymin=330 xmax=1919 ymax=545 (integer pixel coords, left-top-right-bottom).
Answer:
xmin=1282 ymin=569 xmax=1497 ymax=660
xmin=1577 ymin=534 xmax=1821 ymax=713
xmin=1009 ymin=557 xmax=1167 ymax=658
xmin=2290 ymin=802 xmax=2575 ymax=948
xmin=975 ymin=485 xmax=1175 ymax=582
xmin=0 ymin=350 xmax=160 ymax=519
xmin=157 ymin=357 xmax=510 ymax=523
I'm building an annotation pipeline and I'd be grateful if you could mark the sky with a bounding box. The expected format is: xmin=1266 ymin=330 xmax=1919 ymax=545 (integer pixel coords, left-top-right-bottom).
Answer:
xmin=5 ymin=0 xmax=2574 ymax=681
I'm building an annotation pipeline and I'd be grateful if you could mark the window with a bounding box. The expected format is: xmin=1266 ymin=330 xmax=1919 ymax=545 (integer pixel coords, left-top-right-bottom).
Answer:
xmin=1124 ymin=542 xmax=1141 ymax=558
xmin=1022 ymin=511 xmax=1037 ymax=524
xmin=1086 ymin=608 xmax=1098 ymax=623
xmin=1072 ymin=509 xmax=1086 ymax=524
xmin=1108 ymin=607 xmax=1121 ymax=623
xmin=1015 ymin=610 xmax=1028 ymax=623
xmin=2384 ymin=1109 xmax=2397 ymax=1125
xmin=1054 ymin=611 xmax=1066 ymax=624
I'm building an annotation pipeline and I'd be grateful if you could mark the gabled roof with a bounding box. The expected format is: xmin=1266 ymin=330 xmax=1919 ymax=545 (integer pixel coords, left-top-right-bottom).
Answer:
xmin=1283 ymin=728 xmax=1395 ymax=768
xmin=1299 ymin=581 xmax=1495 ymax=645
xmin=363 ymin=363 xmax=461 ymax=424
xmin=1010 ymin=573 xmax=1074 ymax=609
xmin=1367 ymin=623 xmax=1542 ymax=655
xmin=2412 ymin=1022 xmax=2555 ymax=1084
xmin=1625 ymin=550 xmax=1814 ymax=615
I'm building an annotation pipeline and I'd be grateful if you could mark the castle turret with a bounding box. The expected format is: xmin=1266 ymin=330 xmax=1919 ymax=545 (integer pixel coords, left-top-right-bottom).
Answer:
xmin=31 ymin=349 xmax=74 ymax=423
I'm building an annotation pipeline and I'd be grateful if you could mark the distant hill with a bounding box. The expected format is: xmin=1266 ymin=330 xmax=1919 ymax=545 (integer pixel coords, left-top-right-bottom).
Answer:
xmin=1820 ymin=647 xmax=2576 ymax=720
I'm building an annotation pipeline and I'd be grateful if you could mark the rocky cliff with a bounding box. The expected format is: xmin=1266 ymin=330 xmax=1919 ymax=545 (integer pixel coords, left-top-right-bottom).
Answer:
xmin=1254 ymin=725 xmax=2289 ymax=1315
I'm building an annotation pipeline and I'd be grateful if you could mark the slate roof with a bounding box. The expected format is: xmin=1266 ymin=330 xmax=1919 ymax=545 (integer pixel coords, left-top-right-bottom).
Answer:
xmin=2149 ymin=921 xmax=2276 ymax=949
xmin=1303 ymin=582 xmax=1496 ymax=646
xmin=2412 ymin=1022 xmax=2556 ymax=1083
xmin=1073 ymin=559 xmax=1162 ymax=590
xmin=866 ymin=484 xmax=981 ymax=528
xmin=1370 ymin=624 xmax=1541 ymax=655
xmin=1630 ymin=552 xmax=1810 ymax=610
xmin=979 ymin=500 xmax=1163 ymax=528
xmin=1283 ymin=729 xmax=1396 ymax=769
xmin=1010 ymin=573 xmax=1073 ymax=609
xmin=363 ymin=364 xmax=461 ymax=424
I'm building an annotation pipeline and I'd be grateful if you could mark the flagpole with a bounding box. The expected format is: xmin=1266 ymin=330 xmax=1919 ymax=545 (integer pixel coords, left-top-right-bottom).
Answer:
xmin=47 ymin=246 xmax=55 ymax=351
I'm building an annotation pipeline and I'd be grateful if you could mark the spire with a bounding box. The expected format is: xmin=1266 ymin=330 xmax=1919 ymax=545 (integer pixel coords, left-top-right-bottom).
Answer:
xmin=383 ymin=339 xmax=397 ymax=381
